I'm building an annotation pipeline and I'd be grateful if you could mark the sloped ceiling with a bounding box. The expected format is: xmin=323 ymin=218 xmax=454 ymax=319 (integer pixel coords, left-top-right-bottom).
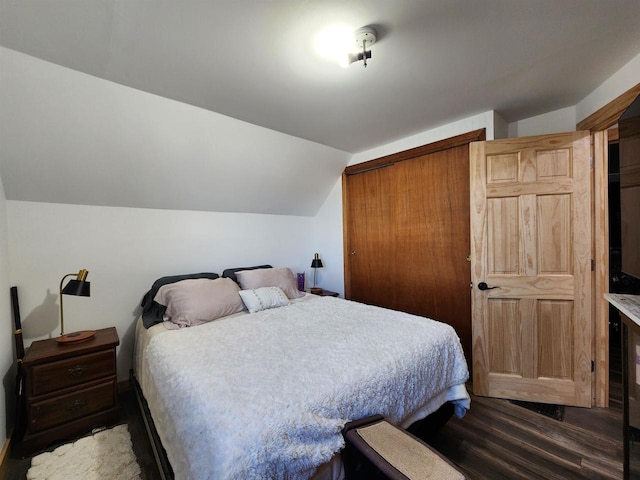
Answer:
xmin=2 ymin=0 xmax=640 ymax=215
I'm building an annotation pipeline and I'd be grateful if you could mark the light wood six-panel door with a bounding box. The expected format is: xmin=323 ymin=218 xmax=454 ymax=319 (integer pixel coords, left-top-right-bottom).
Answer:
xmin=470 ymin=131 xmax=592 ymax=407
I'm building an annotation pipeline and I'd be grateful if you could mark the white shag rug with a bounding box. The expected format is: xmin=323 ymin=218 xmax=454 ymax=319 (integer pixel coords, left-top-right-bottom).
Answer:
xmin=27 ymin=424 xmax=142 ymax=480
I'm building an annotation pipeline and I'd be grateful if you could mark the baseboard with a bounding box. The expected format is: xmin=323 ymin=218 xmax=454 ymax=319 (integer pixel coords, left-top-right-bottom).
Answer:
xmin=0 ymin=433 xmax=11 ymax=479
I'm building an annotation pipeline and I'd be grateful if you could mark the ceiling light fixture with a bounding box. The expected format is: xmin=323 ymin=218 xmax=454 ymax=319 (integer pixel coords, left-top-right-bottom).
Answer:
xmin=344 ymin=26 xmax=377 ymax=68
xmin=315 ymin=25 xmax=378 ymax=69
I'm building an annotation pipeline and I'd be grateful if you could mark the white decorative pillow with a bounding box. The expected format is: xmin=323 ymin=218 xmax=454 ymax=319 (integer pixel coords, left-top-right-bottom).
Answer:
xmin=235 ymin=267 xmax=305 ymax=299
xmin=154 ymin=277 xmax=244 ymax=328
xmin=239 ymin=287 xmax=290 ymax=313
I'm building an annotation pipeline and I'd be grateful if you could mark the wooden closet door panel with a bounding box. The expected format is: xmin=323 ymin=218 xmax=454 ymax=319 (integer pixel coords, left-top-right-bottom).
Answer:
xmin=346 ymin=166 xmax=398 ymax=305
xmin=392 ymin=147 xmax=471 ymax=321
xmin=345 ymin=143 xmax=472 ymax=364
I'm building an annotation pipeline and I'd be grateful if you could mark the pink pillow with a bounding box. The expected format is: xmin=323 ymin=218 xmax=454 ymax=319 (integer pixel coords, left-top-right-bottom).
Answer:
xmin=235 ymin=267 xmax=305 ymax=299
xmin=154 ymin=277 xmax=244 ymax=328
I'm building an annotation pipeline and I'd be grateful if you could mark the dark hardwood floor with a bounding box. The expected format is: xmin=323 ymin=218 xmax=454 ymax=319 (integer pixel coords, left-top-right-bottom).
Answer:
xmin=428 ymin=326 xmax=624 ymax=480
xmin=429 ymin=388 xmax=622 ymax=480
xmin=4 ymin=352 xmax=624 ymax=480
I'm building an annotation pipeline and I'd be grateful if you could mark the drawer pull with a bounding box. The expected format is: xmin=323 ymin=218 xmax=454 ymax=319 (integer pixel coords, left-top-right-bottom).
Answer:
xmin=67 ymin=365 xmax=88 ymax=377
xmin=67 ymin=399 xmax=88 ymax=412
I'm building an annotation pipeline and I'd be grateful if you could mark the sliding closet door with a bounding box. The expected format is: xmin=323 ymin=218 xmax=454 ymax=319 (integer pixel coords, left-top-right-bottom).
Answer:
xmin=344 ymin=131 xmax=484 ymax=365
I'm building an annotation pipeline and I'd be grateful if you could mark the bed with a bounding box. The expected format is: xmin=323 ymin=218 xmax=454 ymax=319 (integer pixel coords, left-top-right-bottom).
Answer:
xmin=132 ymin=267 xmax=470 ymax=480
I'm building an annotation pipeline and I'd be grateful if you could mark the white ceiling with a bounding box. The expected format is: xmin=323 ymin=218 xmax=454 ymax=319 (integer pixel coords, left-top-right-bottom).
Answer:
xmin=3 ymin=0 xmax=640 ymax=154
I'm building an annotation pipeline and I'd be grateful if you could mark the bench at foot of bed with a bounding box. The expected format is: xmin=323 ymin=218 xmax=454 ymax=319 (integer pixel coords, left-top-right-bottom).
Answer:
xmin=342 ymin=414 xmax=466 ymax=480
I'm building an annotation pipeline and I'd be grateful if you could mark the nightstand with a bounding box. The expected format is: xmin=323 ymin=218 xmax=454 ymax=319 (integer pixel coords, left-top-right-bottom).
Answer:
xmin=21 ymin=327 xmax=120 ymax=454
xmin=312 ymin=289 xmax=339 ymax=297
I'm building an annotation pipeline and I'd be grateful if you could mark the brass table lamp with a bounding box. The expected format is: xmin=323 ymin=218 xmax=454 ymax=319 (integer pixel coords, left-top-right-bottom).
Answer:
xmin=57 ymin=268 xmax=94 ymax=344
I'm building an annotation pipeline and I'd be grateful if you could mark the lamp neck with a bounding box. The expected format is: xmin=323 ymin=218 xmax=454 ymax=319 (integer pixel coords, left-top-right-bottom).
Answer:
xmin=59 ymin=272 xmax=76 ymax=336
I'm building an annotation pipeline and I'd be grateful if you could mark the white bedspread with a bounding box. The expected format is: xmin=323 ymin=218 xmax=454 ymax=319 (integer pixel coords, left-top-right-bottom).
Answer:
xmin=142 ymin=296 xmax=470 ymax=480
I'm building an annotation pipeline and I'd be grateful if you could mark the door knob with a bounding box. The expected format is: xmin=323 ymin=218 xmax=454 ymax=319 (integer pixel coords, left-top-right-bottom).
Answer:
xmin=477 ymin=282 xmax=500 ymax=291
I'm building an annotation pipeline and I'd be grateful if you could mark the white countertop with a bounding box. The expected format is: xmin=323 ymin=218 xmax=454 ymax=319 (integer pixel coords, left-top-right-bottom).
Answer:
xmin=605 ymin=293 xmax=640 ymax=328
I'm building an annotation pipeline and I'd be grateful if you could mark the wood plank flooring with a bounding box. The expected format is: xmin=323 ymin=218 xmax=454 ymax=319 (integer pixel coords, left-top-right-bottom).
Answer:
xmin=429 ymin=388 xmax=622 ymax=480
xmin=4 ymin=378 xmax=624 ymax=480
xmin=428 ymin=330 xmax=623 ymax=480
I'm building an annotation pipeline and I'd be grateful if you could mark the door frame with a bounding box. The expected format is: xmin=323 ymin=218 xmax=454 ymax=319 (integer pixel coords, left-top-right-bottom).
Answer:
xmin=577 ymin=82 xmax=640 ymax=407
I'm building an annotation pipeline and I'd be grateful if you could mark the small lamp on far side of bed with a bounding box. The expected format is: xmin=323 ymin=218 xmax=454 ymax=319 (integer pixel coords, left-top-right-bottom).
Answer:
xmin=57 ymin=268 xmax=94 ymax=344
xmin=310 ymin=253 xmax=324 ymax=294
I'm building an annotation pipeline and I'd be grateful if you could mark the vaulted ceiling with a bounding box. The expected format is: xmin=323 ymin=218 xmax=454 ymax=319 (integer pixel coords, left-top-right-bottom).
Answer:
xmin=3 ymin=0 xmax=640 ymax=153
xmin=1 ymin=1 xmax=640 ymax=215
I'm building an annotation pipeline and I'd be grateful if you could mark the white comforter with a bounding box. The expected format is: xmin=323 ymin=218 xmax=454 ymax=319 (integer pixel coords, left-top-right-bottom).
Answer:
xmin=142 ymin=296 xmax=470 ymax=480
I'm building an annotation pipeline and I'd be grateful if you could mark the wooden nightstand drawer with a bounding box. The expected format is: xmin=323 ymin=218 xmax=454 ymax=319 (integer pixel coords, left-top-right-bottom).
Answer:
xmin=28 ymin=379 xmax=117 ymax=433
xmin=30 ymin=350 xmax=116 ymax=396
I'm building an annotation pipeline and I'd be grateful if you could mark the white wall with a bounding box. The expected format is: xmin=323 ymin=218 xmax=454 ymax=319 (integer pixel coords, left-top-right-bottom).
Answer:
xmin=310 ymin=178 xmax=344 ymax=297
xmin=576 ymin=52 xmax=640 ymax=123
xmin=493 ymin=111 xmax=509 ymax=139
xmin=507 ymin=106 xmax=577 ymax=138
xmin=7 ymin=201 xmax=320 ymax=381
xmin=0 ymin=173 xmax=12 ymax=443
xmin=0 ymin=48 xmax=349 ymax=217
xmin=349 ymin=110 xmax=497 ymax=166
xmin=506 ymin=53 xmax=640 ymax=137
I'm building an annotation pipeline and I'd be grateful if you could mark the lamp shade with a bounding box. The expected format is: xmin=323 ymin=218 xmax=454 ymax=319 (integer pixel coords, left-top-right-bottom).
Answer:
xmin=311 ymin=254 xmax=323 ymax=269
xmin=61 ymin=279 xmax=90 ymax=297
